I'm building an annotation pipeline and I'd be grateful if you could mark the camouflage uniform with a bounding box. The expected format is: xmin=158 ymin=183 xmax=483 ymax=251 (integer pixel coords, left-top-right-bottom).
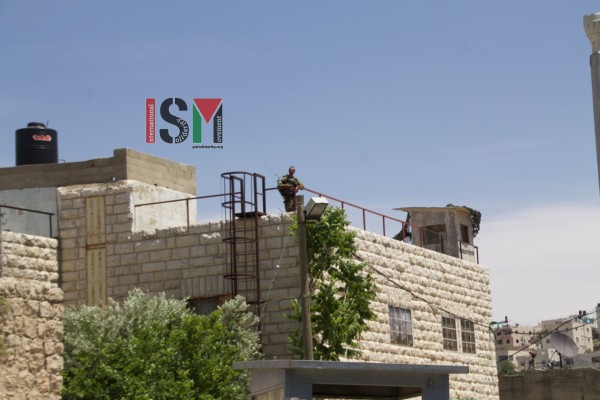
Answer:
xmin=277 ymin=174 xmax=303 ymax=212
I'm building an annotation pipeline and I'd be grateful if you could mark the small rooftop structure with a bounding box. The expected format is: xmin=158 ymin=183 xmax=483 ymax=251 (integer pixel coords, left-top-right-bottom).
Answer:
xmin=395 ymin=206 xmax=478 ymax=263
xmin=234 ymin=360 xmax=468 ymax=400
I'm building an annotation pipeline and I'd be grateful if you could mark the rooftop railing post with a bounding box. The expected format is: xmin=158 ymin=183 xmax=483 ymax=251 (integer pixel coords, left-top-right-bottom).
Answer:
xmin=186 ymin=198 xmax=190 ymax=229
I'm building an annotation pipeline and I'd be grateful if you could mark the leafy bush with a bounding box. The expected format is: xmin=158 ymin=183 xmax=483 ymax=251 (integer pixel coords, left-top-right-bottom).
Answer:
xmin=62 ymin=290 xmax=260 ymax=399
xmin=497 ymin=359 xmax=517 ymax=376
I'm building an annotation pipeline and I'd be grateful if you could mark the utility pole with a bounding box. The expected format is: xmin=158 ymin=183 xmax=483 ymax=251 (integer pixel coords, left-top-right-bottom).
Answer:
xmin=583 ymin=12 xmax=600 ymax=193
xmin=296 ymin=195 xmax=313 ymax=360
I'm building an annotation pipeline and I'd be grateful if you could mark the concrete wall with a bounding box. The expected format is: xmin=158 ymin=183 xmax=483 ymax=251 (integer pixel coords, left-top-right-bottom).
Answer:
xmin=131 ymin=185 xmax=198 ymax=232
xmin=0 ymin=148 xmax=196 ymax=195
xmin=499 ymin=369 xmax=600 ymax=400
xmin=406 ymin=208 xmax=476 ymax=262
xmin=0 ymin=148 xmax=196 ymax=239
xmin=56 ymin=177 xmax=300 ymax=356
xmin=57 ymin=181 xmax=207 ymax=307
xmin=0 ymin=231 xmax=63 ymax=400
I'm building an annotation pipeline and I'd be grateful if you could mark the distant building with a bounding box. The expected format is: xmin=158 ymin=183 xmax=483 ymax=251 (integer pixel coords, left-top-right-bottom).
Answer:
xmin=540 ymin=317 xmax=594 ymax=354
xmin=495 ymin=324 xmax=540 ymax=371
xmin=494 ymin=316 xmax=596 ymax=372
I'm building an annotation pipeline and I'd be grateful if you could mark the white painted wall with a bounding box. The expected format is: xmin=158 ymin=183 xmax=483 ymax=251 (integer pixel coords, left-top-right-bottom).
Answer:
xmin=130 ymin=181 xmax=197 ymax=232
xmin=0 ymin=187 xmax=57 ymax=237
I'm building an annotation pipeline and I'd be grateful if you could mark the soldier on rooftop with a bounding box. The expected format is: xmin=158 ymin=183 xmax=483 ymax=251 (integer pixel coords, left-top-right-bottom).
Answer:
xmin=277 ymin=166 xmax=304 ymax=212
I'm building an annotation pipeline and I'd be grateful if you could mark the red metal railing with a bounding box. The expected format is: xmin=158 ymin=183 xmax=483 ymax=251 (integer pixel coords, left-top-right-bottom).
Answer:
xmin=301 ymin=187 xmax=406 ymax=238
xmin=133 ymin=193 xmax=224 ymax=228
xmin=0 ymin=204 xmax=54 ymax=238
xmin=134 ymin=185 xmax=479 ymax=263
xmin=285 ymin=187 xmax=478 ymax=263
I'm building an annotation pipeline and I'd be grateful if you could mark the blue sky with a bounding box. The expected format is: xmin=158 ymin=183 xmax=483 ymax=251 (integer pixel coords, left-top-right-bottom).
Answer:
xmin=1 ymin=1 xmax=599 ymax=325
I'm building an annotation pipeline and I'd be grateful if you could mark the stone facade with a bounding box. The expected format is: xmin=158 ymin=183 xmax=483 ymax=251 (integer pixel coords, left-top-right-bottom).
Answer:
xmin=57 ymin=180 xmax=198 ymax=307
xmin=57 ymin=179 xmax=301 ymax=357
xmin=0 ymin=231 xmax=63 ymax=400
xmin=355 ymin=229 xmax=498 ymax=400
xmin=51 ymin=177 xmax=499 ymax=399
xmin=0 ymin=149 xmax=499 ymax=399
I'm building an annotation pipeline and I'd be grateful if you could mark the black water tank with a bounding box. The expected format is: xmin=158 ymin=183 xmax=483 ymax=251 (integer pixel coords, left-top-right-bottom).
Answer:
xmin=15 ymin=122 xmax=58 ymax=165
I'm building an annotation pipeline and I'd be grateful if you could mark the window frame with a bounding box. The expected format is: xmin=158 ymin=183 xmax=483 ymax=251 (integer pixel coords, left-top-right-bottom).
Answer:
xmin=388 ymin=305 xmax=414 ymax=347
xmin=442 ymin=316 xmax=477 ymax=354
xmin=460 ymin=319 xmax=476 ymax=354
xmin=186 ymin=295 xmax=228 ymax=315
xmin=442 ymin=316 xmax=458 ymax=351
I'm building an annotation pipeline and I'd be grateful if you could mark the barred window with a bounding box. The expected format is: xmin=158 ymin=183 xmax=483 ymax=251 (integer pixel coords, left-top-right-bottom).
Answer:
xmin=389 ymin=306 xmax=413 ymax=346
xmin=461 ymin=319 xmax=476 ymax=354
xmin=442 ymin=316 xmax=458 ymax=351
xmin=187 ymin=296 xmax=226 ymax=315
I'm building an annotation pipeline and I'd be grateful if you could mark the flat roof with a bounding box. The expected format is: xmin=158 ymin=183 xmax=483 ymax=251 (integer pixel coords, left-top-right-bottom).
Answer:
xmin=234 ymin=360 xmax=469 ymax=399
xmin=394 ymin=206 xmax=471 ymax=217
xmin=234 ymin=360 xmax=469 ymax=375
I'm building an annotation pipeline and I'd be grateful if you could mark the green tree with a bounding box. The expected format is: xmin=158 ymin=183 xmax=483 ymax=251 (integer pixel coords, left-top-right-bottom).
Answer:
xmin=62 ymin=289 xmax=260 ymax=400
xmin=446 ymin=204 xmax=482 ymax=238
xmin=290 ymin=207 xmax=376 ymax=360
xmin=497 ymin=359 xmax=517 ymax=376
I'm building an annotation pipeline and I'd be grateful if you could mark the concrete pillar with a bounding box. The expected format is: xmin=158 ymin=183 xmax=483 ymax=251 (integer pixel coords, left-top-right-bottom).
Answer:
xmin=583 ymin=13 xmax=600 ymax=193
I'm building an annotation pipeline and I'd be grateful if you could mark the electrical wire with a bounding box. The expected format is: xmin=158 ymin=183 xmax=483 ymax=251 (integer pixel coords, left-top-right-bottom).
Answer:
xmin=367 ymin=258 xmax=504 ymax=396
xmin=360 ymin=254 xmax=599 ymax=365
xmin=365 ymin=261 xmax=491 ymax=331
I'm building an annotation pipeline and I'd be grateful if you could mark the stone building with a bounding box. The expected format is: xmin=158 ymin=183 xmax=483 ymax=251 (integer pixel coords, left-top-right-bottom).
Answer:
xmin=494 ymin=318 xmax=595 ymax=372
xmin=494 ymin=324 xmax=540 ymax=371
xmin=0 ymin=148 xmax=499 ymax=399
xmin=0 ymin=231 xmax=63 ymax=400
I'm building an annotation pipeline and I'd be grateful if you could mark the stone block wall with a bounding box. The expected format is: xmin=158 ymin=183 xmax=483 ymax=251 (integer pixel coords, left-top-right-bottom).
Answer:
xmin=499 ymin=368 xmax=600 ymax=399
xmin=56 ymin=179 xmax=301 ymax=357
xmin=54 ymin=178 xmax=498 ymax=398
xmin=126 ymin=214 xmax=299 ymax=358
xmin=57 ymin=180 xmax=197 ymax=307
xmin=0 ymin=148 xmax=196 ymax=195
xmin=354 ymin=228 xmax=499 ymax=400
xmin=0 ymin=231 xmax=63 ymax=400
xmin=0 ymin=148 xmax=196 ymax=239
